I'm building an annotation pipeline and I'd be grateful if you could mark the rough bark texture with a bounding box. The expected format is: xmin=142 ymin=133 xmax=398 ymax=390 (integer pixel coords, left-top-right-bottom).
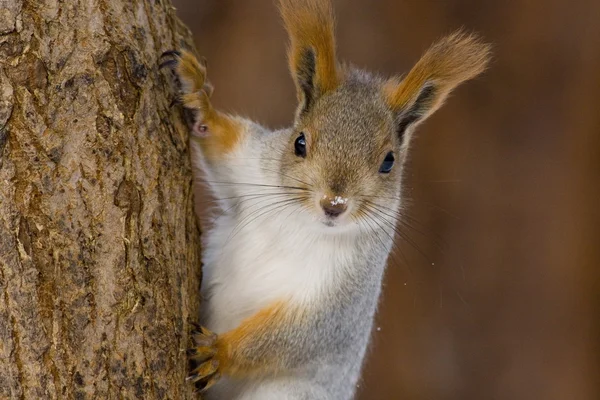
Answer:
xmin=0 ymin=1 xmax=202 ymax=398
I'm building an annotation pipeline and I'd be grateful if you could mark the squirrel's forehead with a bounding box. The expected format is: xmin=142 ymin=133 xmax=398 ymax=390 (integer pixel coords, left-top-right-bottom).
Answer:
xmin=310 ymin=103 xmax=395 ymax=146
xmin=311 ymin=126 xmax=390 ymax=166
xmin=301 ymin=84 xmax=396 ymax=151
xmin=318 ymin=87 xmax=392 ymax=127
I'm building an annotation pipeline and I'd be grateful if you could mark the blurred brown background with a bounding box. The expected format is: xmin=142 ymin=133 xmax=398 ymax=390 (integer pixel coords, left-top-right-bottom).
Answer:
xmin=171 ymin=1 xmax=600 ymax=399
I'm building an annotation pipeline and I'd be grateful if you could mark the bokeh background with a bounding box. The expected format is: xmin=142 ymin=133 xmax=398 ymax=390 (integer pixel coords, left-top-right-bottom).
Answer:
xmin=171 ymin=1 xmax=600 ymax=399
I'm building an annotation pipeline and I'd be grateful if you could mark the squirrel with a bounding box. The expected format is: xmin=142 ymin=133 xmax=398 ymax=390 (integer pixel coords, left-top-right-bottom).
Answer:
xmin=161 ymin=0 xmax=490 ymax=398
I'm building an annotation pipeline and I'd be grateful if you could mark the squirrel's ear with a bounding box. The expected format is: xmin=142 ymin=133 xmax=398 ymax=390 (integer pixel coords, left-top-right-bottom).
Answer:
xmin=279 ymin=0 xmax=339 ymax=116
xmin=383 ymin=31 xmax=491 ymax=140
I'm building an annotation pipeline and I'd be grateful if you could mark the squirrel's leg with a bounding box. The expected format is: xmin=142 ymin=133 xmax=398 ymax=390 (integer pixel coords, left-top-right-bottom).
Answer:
xmin=161 ymin=49 xmax=246 ymax=164
xmin=187 ymin=301 xmax=306 ymax=391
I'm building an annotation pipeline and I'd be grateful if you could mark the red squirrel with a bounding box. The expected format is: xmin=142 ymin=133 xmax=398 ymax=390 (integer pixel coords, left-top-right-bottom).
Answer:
xmin=161 ymin=0 xmax=490 ymax=398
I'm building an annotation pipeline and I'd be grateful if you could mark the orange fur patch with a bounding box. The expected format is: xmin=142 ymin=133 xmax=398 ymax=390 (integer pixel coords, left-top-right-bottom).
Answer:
xmin=195 ymin=111 xmax=245 ymax=162
xmin=174 ymin=50 xmax=244 ymax=159
xmin=175 ymin=50 xmax=207 ymax=93
xmin=215 ymin=301 xmax=295 ymax=378
xmin=279 ymin=0 xmax=339 ymax=95
xmin=384 ymin=31 xmax=491 ymax=117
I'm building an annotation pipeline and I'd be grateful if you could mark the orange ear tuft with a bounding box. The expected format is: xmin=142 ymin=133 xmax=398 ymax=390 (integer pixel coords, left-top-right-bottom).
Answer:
xmin=279 ymin=0 xmax=339 ymax=111
xmin=384 ymin=31 xmax=491 ymax=130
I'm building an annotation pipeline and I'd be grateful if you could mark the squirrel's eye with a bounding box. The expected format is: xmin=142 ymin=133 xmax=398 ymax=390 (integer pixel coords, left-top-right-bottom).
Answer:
xmin=294 ymin=133 xmax=307 ymax=158
xmin=379 ymin=151 xmax=395 ymax=173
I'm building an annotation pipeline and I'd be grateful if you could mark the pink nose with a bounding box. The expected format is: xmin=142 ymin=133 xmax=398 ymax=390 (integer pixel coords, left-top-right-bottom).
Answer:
xmin=320 ymin=196 xmax=348 ymax=218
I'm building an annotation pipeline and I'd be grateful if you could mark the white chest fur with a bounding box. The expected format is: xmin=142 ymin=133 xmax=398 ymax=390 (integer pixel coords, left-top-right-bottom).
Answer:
xmin=200 ymin=210 xmax=358 ymax=333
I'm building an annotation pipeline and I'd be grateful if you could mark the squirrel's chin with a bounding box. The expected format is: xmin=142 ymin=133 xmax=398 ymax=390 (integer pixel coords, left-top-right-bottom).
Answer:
xmin=289 ymin=207 xmax=358 ymax=234
xmin=313 ymin=217 xmax=359 ymax=235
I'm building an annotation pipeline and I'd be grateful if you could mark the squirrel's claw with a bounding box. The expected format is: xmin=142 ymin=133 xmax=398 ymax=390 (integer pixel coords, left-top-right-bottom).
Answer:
xmin=160 ymin=48 xmax=212 ymax=112
xmin=159 ymin=58 xmax=178 ymax=70
xmin=159 ymin=50 xmax=181 ymax=70
xmin=188 ymin=324 xmax=221 ymax=390
xmin=187 ymin=346 xmax=217 ymax=362
xmin=190 ymin=371 xmax=221 ymax=393
xmin=160 ymin=49 xmax=182 ymax=59
xmin=160 ymin=50 xmax=182 ymax=105
xmin=187 ymin=359 xmax=219 ymax=382
xmin=189 ymin=321 xmax=202 ymax=330
xmin=169 ymin=97 xmax=181 ymax=108
xmin=192 ymin=326 xmax=217 ymax=347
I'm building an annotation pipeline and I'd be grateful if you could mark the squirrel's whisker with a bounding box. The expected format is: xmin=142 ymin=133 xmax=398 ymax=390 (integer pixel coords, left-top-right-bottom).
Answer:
xmin=211 ymin=193 xmax=303 ymax=226
xmin=364 ymin=200 xmax=445 ymax=246
xmin=224 ymin=197 xmax=307 ymax=246
xmin=202 ymin=180 xmax=307 ymax=191
xmin=357 ymin=208 xmax=409 ymax=271
xmin=196 ymin=191 xmax=309 ymax=206
xmin=363 ymin=204 xmax=433 ymax=264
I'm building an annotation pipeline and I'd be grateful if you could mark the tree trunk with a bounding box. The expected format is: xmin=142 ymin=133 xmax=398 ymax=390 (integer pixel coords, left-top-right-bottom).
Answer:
xmin=0 ymin=1 xmax=202 ymax=398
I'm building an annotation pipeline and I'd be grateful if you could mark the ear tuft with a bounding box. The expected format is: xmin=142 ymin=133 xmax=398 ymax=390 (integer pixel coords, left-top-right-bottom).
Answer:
xmin=384 ymin=31 xmax=492 ymax=135
xmin=279 ymin=0 xmax=339 ymax=113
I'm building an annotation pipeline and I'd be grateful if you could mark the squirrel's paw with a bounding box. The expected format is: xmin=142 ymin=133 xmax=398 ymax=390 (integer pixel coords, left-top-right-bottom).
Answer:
xmin=187 ymin=324 xmax=221 ymax=391
xmin=160 ymin=49 xmax=213 ymax=138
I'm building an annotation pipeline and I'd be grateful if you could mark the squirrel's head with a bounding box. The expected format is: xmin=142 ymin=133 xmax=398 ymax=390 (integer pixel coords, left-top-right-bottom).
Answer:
xmin=278 ymin=0 xmax=491 ymax=232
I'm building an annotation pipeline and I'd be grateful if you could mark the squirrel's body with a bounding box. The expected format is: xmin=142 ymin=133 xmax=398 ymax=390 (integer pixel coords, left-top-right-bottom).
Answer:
xmin=161 ymin=0 xmax=490 ymax=398
xmin=196 ymin=123 xmax=394 ymax=399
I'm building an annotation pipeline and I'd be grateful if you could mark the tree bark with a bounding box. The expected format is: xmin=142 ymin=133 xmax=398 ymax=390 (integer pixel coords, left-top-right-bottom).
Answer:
xmin=0 ymin=1 xmax=202 ymax=398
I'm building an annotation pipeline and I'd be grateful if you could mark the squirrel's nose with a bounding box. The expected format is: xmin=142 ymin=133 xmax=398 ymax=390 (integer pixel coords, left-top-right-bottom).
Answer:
xmin=320 ymin=196 xmax=348 ymax=218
